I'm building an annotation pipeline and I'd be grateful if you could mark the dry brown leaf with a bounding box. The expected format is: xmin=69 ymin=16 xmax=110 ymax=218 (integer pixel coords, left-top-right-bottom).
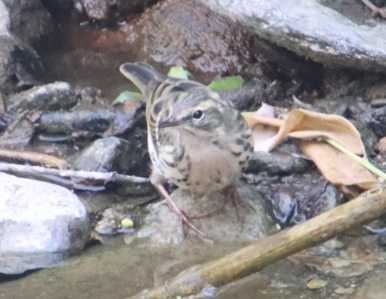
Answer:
xmin=378 ymin=136 xmax=386 ymax=153
xmin=244 ymin=109 xmax=380 ymax=190
xmin=300 ymin=141 xmax=379 ymax=190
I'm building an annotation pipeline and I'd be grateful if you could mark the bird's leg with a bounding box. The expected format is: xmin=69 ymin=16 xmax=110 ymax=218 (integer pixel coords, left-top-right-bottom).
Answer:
xmin=154 ymin=184 xmax=211 ymax=240
xmin=361 ymin=0 xmax=386 ymax=18
xmin=222 ymin=185 xmax=256 ymax=222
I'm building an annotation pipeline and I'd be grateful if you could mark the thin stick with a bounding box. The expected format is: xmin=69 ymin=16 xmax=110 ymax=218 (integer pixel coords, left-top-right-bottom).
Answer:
xmin=0 ymin=162 xmax=150 ymax=184
xmin=0 ymin=148 xmax=68 ymax=169
xmin=125 ymin=187 xmax=386 ymax=299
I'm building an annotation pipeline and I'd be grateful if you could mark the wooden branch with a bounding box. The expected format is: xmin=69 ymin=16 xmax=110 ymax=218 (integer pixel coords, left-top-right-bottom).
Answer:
xmin=0 ymin=162 xmax=150 ymax=184
xmin=0 ymin=148 xmax=68 ymax=169
xmin=126 ymin=187 xmax=386 ymax=299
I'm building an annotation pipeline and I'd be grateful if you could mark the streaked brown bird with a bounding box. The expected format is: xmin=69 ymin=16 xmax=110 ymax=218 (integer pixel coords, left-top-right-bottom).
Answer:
xmin=119 ymin=62 xmax=253 ymax=238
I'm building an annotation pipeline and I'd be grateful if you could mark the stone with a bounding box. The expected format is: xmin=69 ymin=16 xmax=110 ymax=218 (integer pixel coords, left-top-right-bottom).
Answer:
xmin=139 ymin=181 xmax=277 ymax=245
xmin=351 ymin=274 xmax=386 ymax=299
xmin=197 ymin=0 xmax=386 ymax=72
xmin=72 ymin=136 xmax=149 ymax=177
xmin=0 ymin=34 xmax=43 ymax=93
xmin=74 ymin=0 xmax=160 ymax=20
xmin=0 ymin=1 xmax=44 ymax=93
xmin=0 ymin=173 xmax=89 ymax=274
xmin=6 ymin=82 xmax=78 ymax=113
xmin=2 ymin=0 xmax=54 ymax=50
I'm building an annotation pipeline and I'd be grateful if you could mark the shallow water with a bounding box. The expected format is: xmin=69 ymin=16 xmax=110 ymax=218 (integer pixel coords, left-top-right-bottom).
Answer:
xmin=3 ymin=3 xmax=386 ymax=298
xmin=1 ymin=232 xmax=371 ymax=299
xmin=0 ymin=235 xmax=255 ymax=299
xmin=42 ymin=18 xmax=136 ymax=100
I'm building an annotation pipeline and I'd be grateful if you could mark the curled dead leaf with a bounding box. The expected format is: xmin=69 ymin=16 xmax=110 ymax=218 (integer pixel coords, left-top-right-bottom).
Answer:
xmin=378 ymin=136 xmax=386 ymax=153
xmin=244 ymin=108 xmax=380 ymax=190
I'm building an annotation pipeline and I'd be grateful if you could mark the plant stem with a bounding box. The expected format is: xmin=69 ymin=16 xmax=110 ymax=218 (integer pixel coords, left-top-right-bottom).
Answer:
xmin=241 ymin=112 xmax=255 ymax=116
xmin=325 ymin=138 xmax=386 ymax=180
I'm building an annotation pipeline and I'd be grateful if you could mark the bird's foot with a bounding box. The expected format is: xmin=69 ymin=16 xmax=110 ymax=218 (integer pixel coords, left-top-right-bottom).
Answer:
xmin=361 ymin=0 xmax=386 ymax=18
xmin=155 ymin=184 xmax=212 ymax=241
xmin=222 ymin=184 xmax=256 ymax=222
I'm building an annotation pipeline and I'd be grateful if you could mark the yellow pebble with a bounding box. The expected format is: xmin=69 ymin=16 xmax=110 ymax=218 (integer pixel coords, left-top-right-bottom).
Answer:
xmin=307 ymin=279 xmax=328 ymax=289
xmin=121 ymin=218 xmax=134 ymax=228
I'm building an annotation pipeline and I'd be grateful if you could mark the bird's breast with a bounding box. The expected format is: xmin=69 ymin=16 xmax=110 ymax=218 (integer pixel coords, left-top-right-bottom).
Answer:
xmin=160 ymin=130 xmax=244 ymax=193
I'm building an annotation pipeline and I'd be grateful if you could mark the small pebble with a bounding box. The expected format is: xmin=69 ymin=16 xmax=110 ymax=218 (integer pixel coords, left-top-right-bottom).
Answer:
xmin=307 ymin=279 xmax=328 ymax=289
xmin=330 ymin=259 xmax=351 ymax=268
xmin=324 ymin=239 xmax=344 ymax=249
xmin=124 ymin=234 xmax=136 ymax=245
xmin=121 ymin=218 xmax=134 ymax=228
xmin=334 ymin=287 xmax=354 ymax=295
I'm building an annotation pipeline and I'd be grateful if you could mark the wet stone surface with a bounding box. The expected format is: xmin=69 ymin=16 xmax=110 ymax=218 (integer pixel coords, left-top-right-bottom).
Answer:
xmin=351 ymin=274 xmax=386 ymax=299
xmin=121 ymin=0 xmax=258 ymax=79
xmin=251 ymin=172 xmax=340 ymax=227
xmin=72 ymin=136 xmax=148 ymax=177
xmin=246 ymin=146 xmax=312 ymax=176
xmin=3 ymin=0 xmax=54 ymax=50
xmin=197 ymin=0 xmax=386 ymax=72
xmin=6 ymin=82 xmax=78 ymax=113
xmin=139 ymin=181 xmax=277 ymax=245
xmin=74 ymin=0 xmax=160 ymax=21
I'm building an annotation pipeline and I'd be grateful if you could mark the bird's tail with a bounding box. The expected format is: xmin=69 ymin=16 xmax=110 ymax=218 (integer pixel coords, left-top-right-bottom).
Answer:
xmin=119 ymin=62 xmax=160 ymax=95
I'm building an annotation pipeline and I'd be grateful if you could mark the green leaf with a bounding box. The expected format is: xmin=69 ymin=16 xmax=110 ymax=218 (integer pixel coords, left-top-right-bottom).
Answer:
xmin=168 ymin=66 xmax=192 ymax=79
xmin=113 ymin=91 xmax=144 ymax=105
xmin=207 ymin=76 xmax=243 ymax=91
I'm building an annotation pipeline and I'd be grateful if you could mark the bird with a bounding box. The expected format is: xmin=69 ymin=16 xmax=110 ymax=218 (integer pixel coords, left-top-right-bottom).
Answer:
xmin=119 ymin=62 xmax=253 ymax=239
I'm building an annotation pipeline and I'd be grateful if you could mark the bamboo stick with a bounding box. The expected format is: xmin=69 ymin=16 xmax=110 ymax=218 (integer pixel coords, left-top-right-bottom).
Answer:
xmin=126 ymin=187 xmax=386 ymax=299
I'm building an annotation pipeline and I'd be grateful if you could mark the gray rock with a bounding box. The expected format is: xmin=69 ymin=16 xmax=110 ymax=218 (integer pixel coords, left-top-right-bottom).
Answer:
xmin=120 ymin=0 xmax=257 ymax=79
xmin=360 ymin=105 xmax=386 ymax=138
xmin=251 ymin=172 xmax=340 ymax=227
xmin=351 ymin=274 xmax=386 ymax=299
xmin=0 ymin=0 xmax=46 ymax=92
xmin=0 ymin=0 xmax=10 ymax=33
xmin=139 ymin=181 xmax=277 ymax=245
xmin=0 ymin=173 xmax=89 ymax=274
xmin=0 ymin=34 xmax=43 ymax=93
xmin=197 ymin=0 xmax=386 ymax=72
xmin=6 ymin=82 xmax=78 ymax=113
xmin=2 ymin=0 xmax=53 ymax=50
xmin=72 ymin=136 xmax=155 ymax=196
xmin=218 ymin=79 xmax=268 ymax=111
xmin=247 ymin=148 xmax=312 ymax=176
xmin=0 ymin=1 xmax=44 ymax=92
xmin=351 ymin=120 xmax=379 ymax=156
xmin=74 ymin=0 xmax=161 ymax=20
xmin=72 ymin=136 xmax=149 ymax=177
xmin=0 ymin=109 xmax=41 ymax=145
xmin=41 ymin=0 xmax=73 ymax=14
xmin=77 ymin=0 xmax=110 ymax=20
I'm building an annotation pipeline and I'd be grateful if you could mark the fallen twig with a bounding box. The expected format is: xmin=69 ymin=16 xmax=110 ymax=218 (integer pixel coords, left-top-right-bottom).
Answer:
xmin=126 ymin=187 xmax=386 ymax=299
xmin=0 ymin=162 xmax=150 ymax=185
xmin=0 ymin=148 xmax=68 ymax=169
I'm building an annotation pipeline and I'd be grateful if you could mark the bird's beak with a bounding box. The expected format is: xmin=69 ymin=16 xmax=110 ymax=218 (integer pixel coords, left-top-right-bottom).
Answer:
xmin=158 ymin=117 xmax=182 ymax=128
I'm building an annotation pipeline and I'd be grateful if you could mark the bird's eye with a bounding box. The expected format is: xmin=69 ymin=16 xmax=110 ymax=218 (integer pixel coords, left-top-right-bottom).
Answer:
xmin=192 ymin=110 xmax=204 ymax=120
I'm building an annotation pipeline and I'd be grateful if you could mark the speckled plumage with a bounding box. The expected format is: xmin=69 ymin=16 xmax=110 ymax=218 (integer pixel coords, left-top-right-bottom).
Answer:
xmin=120 ymin=62 xmax=253 ymax=195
